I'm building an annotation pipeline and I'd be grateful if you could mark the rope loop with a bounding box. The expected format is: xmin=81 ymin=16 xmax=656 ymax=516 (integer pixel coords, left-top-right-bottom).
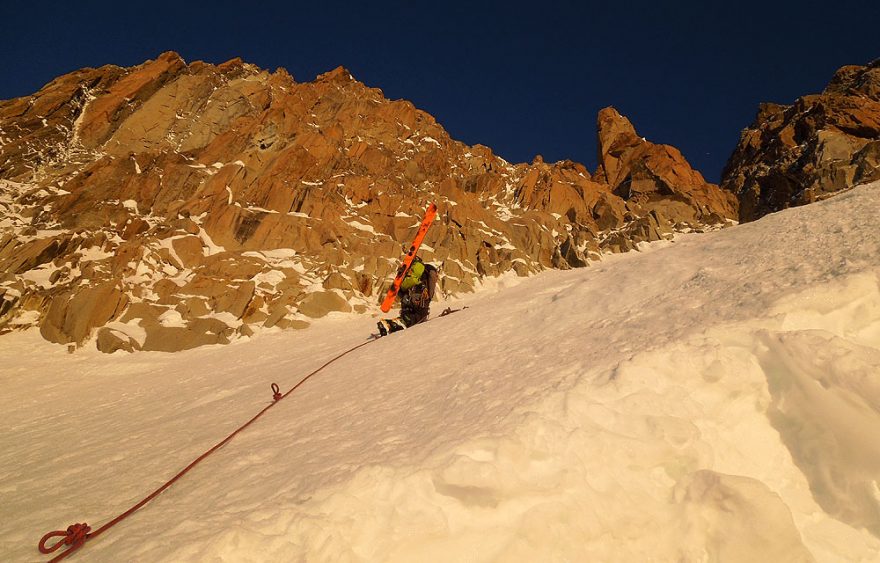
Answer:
xmin=38 ymin=523 xmax=91 ymax=554
xmin=271 ymin=383 xmax=282 ymax=401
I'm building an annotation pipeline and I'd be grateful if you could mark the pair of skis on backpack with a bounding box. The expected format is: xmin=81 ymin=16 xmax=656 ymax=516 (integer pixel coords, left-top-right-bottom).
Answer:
xmin=375 ymin=202 xmax=471 ymax=338
xmin=375 ymin=202 xmax=436 ymax=338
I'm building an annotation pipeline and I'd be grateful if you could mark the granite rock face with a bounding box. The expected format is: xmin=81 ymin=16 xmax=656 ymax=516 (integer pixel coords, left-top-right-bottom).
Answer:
xmin=595 ymin=107 xmax=738 ymax=225
xmin=0 ymin=52 xmax=735 ymax=351
xmin=722 ymin=61 xmax=880 ymax=221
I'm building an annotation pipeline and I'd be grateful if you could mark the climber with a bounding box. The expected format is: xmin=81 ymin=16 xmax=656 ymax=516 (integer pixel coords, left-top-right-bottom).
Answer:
xmin=377 ymin=256 xmax=439 ymax=336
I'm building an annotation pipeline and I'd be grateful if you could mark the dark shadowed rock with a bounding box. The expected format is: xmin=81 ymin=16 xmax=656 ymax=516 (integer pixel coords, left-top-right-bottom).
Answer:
xmin=40 ymin=282 xmax=128 ymax=345
xmin=96 ymin=327 xmax=141 ymax=353
xmin=297 ymin=291 xmax=351 ymax=318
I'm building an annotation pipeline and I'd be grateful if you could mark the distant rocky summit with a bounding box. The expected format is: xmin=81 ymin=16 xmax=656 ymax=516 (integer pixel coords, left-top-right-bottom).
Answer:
xmin=594 ymin=107 xmax=737 ymax=229
xmin=0 ymin=52 xmax=735 ymax=352
xmin=722 ymin=60 xmax=880 ymax=221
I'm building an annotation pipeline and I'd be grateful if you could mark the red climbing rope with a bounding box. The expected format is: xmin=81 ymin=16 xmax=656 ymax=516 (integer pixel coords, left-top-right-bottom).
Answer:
xmin=37 ymin=337 xmax=377 ymax=562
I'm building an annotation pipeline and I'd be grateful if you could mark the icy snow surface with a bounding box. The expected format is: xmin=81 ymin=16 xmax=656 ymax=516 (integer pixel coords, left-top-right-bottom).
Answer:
xmin=2 ymin=184 xmax=880 ymax=562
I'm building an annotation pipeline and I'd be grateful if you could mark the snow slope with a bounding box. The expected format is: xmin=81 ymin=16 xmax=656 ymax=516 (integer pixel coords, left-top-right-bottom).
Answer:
xmin=2 ymin=183 xmax=880 ymax=562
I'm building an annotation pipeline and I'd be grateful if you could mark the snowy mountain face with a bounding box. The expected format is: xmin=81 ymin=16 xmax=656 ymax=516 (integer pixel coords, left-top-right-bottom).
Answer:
xmin=0 ymin=52 xmax=736 ymax=352
xmin=1 ymin=182 xmax=878 ymax=562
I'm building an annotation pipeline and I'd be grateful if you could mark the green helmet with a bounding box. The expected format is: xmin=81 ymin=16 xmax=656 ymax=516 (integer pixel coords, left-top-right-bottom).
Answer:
xmin=401 ymin=260 xmax=425 ymax=290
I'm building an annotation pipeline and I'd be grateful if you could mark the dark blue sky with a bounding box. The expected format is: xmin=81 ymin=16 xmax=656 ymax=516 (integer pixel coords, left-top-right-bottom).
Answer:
xmin=2 ymin=1 xmax=877 ymax=181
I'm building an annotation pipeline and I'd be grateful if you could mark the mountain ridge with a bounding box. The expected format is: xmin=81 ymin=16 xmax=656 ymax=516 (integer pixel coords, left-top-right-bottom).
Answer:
xmin=0 ymin=51 xmax=758 ymax=351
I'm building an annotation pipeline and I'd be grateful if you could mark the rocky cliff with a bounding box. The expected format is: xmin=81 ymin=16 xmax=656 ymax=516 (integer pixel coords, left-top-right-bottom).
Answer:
xmin=0 ymin=52 xmax=736 ymax=352
xmin=722 ymin=61 xmax=880 ymax=221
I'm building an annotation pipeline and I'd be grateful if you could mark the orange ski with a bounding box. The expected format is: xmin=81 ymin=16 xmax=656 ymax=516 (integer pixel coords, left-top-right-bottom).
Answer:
xmin=380 ymin=203 xmax=438 ymax=312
